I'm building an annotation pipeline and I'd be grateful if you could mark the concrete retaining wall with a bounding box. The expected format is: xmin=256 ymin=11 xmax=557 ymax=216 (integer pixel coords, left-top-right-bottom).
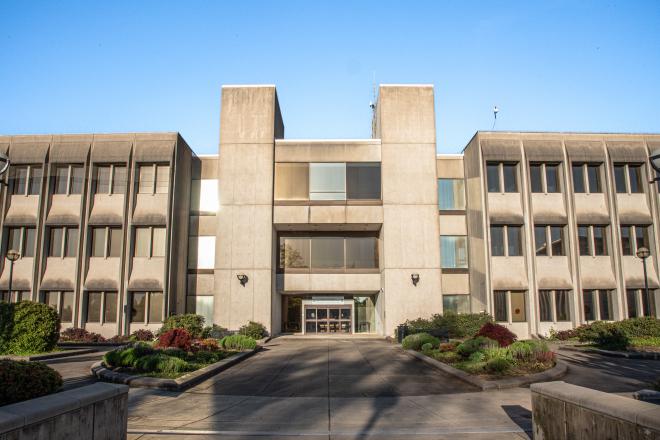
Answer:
xmin=531 ymin=381 xmax=660 ymax=439
xmin=0 ymin=382 xmax=128 ymax=440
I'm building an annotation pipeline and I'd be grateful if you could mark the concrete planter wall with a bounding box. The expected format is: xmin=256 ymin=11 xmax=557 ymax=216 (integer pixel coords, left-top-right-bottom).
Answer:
xmin=531 ymin=381 xmax=660 ymax=439
xmin=0 ymin=382 xmax=128 ymax=440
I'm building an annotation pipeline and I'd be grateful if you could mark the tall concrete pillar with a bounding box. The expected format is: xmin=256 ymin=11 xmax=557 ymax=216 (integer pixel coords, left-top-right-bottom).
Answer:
xmin=376 ymin=85 xmax=442 ymax=335
xmin=216 ymin=85 xmax=284 ymax=332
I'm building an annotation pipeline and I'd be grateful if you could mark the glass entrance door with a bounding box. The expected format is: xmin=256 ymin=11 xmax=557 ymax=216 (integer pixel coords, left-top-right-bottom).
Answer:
xmin=305 ymin=305 xmax=351 ymax=334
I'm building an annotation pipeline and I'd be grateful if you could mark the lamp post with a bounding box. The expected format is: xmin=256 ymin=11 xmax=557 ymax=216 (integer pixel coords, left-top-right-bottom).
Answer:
xmin=637 ymin=247 xmax=651 ymax=316
xmin=6 ymin=249 xmax=20 ymax=301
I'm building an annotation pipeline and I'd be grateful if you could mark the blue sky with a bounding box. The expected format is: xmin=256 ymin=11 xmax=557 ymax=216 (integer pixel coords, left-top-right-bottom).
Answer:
xmin=1 ymin=1 xmax=659 ymax=154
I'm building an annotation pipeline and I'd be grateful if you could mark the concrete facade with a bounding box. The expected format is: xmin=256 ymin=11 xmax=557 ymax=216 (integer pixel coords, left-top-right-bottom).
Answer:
xmin=1 ymin=84 xmax=659 ymax=338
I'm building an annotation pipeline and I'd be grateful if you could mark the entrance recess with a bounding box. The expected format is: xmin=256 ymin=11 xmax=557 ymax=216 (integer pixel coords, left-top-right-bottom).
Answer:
xmin=305 ymin=305 xmax=351 ymax=334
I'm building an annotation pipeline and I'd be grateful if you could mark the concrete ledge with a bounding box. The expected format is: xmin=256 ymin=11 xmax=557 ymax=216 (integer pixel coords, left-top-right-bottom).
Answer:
xmin=405 ymin=349 xmax=567 ymax=391
xmin=559 ymin=345 xmax=660 ymax=359
xmin=92 ymin=346 xmax=261 ymax=391
xmin=633 ymin=389 xmax=660 ymax=404
xmin=0 ymin=348 xmax=96 ymax=361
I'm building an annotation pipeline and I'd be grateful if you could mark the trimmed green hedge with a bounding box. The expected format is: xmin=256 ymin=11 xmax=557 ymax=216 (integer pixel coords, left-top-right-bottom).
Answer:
xmin=0 ymin=301 xmax=60 ymax=355
xmin=0 ymin=359 xmax=63 ymax=405
xmin=219 ymin=334 xmax=257 ymax=350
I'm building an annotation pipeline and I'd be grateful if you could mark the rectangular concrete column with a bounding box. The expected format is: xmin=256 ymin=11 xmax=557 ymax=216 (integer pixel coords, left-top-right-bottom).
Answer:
xmin=376 ymin=85 xmax=442 ymax=336
xmin=215 ymin=85 xmax=283 ymax=332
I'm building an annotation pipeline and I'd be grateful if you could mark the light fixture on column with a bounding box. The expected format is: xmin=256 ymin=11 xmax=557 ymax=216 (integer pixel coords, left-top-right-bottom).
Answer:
xmin=649 ymin=149 xmax=660 ymax=182
xmin=237 ymin=274 xmax=249 ymax=287
xmin=411 ymin=273 xmax=420 ymax=287
xmin=636 ymin=247 xmax=651 ymax=315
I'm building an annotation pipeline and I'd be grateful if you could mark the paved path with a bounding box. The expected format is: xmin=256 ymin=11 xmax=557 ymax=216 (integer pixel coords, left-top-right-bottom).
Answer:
xmin=44 ymin=350 xmax=106 ymax=390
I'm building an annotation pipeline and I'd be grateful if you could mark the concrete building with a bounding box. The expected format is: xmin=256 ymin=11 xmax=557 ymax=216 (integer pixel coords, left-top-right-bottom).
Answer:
xmin=1 ymin=84 xmax=659 ymax=339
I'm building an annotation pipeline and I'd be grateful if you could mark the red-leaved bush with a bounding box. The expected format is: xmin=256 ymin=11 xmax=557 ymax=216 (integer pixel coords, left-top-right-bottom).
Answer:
xmin=156 ymin=328 xmax=192 ymax=351
xmin=59 ymin=327 xmax=106 ymax=343
xmin=130 ymin=329 xmax=155 ymax=342
xmin=475 ymin=322 xmax=517 ymax=347
xmin=193 ymin=338 xmax=220 ymax=352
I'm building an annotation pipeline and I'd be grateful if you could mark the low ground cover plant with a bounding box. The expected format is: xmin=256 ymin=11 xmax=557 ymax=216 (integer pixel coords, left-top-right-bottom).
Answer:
xmin=219 ymin=334 xmax=257 ymax=350
xmin=549 ymin=317 xmax=660 ymax=351
xmin=0 ymin=359 xmax=62 ymax=405
xmin=0 ymin=301 xmax=60 ymax=355
xmin=401 ymin=332 xmax=440 ymax=351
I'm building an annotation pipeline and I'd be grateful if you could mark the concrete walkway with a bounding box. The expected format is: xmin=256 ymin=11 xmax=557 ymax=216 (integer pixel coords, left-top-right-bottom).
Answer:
xmin=43 ymin=350 xmax=106 ymax=390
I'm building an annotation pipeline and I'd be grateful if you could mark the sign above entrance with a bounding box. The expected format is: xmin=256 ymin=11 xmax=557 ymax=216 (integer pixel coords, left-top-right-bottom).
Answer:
xmin=311 ymin=296 xmax=345 ymax=305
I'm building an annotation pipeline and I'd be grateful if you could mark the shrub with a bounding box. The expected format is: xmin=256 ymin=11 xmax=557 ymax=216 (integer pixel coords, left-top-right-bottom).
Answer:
xmin=456 ymin=337 xmax=497 ymax=358
xmin=7 ymin=302 xmax=60 ymax=355
xmin=485 ymin=357 xmax=512 ymax=373
xmin=105 ymin=343 xmax=155 ymax=368
xmin=433 ymin=312 xmax=494 ymax=338
xmin=401 ymin=333 xmax=440 ymax=351
xmin=238 ymin=321 xmax=268 ymax=339
xmin=484 ymin=347 xmax=513 ymax=362
xmin=194 ymin=338 xmax=220 ymax=351
xmin=157 ymin=329 xmax=192 ymax=351
xmin=439 ymin=342 xmax=458 ymax=352
xmin=617 ymin=317 xmax=660 ymax=338
xmin=404 ymin=317 xmax=434 ymax=332
xmin=107 ymin=335 xmax=130 ymax=344
xmin=549 ymin=327 xmax=579 ymax=341
xmin=159 ymin=314 xmax=205 ymax=338
xmin=0 ymin=302 xmax=12 ymax=354
xmin=202 ymin=325 xmax=232 ymax=339
xmin=433 ymin=351 xmax=460 ymax=363
xmin=469 ymin=351 xmax=485 ymax=363
xmin=594 ymin=325 xmax=630 ymax=350
xmin=508 ymin=340 xmax=552 ymax=363
xmin=421 ymin=342 xmax=434 ymax=352
xmin=219 ymin=334 xmax=257 ymax=351
xmin=0 ymin=360 xmax=63 ymax=405
xmin=60 ymin=327 xmax=106 ymax=343
xmin=475 ymin=322 xmax=517 ymax=347
xmin=575 ymin=321 xmax=611 ymax=342
xmin=130 ymin=329 xmax=155 ymax=342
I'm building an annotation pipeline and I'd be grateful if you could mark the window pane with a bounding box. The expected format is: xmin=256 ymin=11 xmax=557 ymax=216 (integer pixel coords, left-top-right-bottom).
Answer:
xmin=490 ymin=226 xmax=505 ymax=256
xmin=546 ymin=165 xmax=559 ymax=193
xmin=550 ymin=226 xmax=564 ymax=256
xmin=613 ymin=165 xmax=627 ymax=193
xmin=641 ymin=290 xmax=655 ymax=317
xmin=65 ymin=228 xmax=78 ymax=257
xmin=280 ymin=237 xmax=310 ymax=269
xmin=112 ymin=166 xmax=127 ymax=195
xmin=440 ymin=236 xmax=467 ymax=268
xmin=635 ymin=225 xmax=649 ymax=252
xmin=627 ymin=289 xmax=638 ymax=318
xmin=155 ymin=165 xmax=170 ymax=194
xmin=354 ymin=296 xmax=375 ymax=333
xmin=70 ymin=166 xmax=84 ymax=194
xmin=108 ymin=228 xmax=122 ymax=258
xmin=54 ymin=166 xmax=69 ymax=194
xmin=503 ymin=164 xmax=518 ymax=192
xmin=556 ymin=291 xmax=570 ymax=321
xmin=95 ymin=166 xmax=111 ymax=194
xmin=43 ymin=291 xmax=59 ymax=310
xmin=309 ymin=163 xmax=346 ymax=200
xmin=587 ymin=165 xmax=601 ymax=193
xmin=578 ymin=226 xmax=590 ymax=255
xmin=138 ymin=165 xmax=154 ymax=194
xmin=443 ymin=295 xmax=470 ymax=314
xmin=187 ymin=296 xmax=214 ymax=326
xmin=274 ymin=163 xmax=309 ymax=200
xmin=530 ymin=165 xmax=543 ymax=193
xmin=572 ymin=164 xmax=585 ymax=193
xmin=347 ymin=163 xmax=381 ymax=200
xmin=593 ymin=226 xmax=607 ymax=256
xmin=311 ymin=237 xmax=344 ymax=268
xmin=539 ymin=290 xmax=552 ymax=322
xmin=507 ymin=226 xmax=522 ymax=256
xmin=599 ymin=290 xmax=612 ymax=320
xmin=198 ymin=179 xmax=219 ymax=212
xmin=510 ymin=291 xmax=526 ymax=322
xmin=7 ymin=228 xmax=22 ymax=255
xmin=104 ymin=292 xmax=117 ymax=323
xmin=49 ymin=228 xmax=63 ymax=257
xmin=583 ymin=291 xmax=595 ymax=321
xmin=134 ymin=228 xmax=150 ymax=257
xmin=629 ymin=165 xmax=643 ymax=193
xmin=11 ymin=167 xmax=27 ymax=195
xmin=494 ymin=291 xmax=507 ymax=321
xmin=130 ymin=293 xmax=146 ymax=323
xmin=194 ymin=236 xmax=216 ymax=269
xmin=535 ymin=226 xmax=548 ymax=256
xmin=346 ymin=237 xmax=378 ymax=269
xmin=60 ymin=292 xmax=73 ymax=322
xmin=152 ymin=227 xmax=166 ymax=257
xmin=28 ymin=166 xmax=42 ymax=195
xmin=148 ymin=292 xmax=163 ymax=323
xmin=91 ymin=228 xmax=106 ymax=257
xmin=438 ymin=179 xmax=465 ymax=210
xmin=487 ymin=164 xmax=500 ymax=192
xmin=86 ymin=292 xmax=102 ymax=323
xmin=621 ymin=226 xmax=632 ymax=255
xmin=23 ymin=228 xmax=35 ymax=258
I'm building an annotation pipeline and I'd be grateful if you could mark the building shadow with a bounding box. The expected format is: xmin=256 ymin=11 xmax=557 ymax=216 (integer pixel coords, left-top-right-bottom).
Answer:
xmin=501 ymin=404 xmax=532 ymax=439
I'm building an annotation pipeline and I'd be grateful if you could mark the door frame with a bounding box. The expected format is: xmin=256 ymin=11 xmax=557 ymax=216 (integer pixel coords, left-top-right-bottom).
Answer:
xmin=301 ymin=298 xmax=354 ymax=335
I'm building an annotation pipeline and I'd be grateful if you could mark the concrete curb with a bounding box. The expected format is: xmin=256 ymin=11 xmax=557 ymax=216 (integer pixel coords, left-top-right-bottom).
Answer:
xmin=405 ymin=349 xmax=568 ymax=391
xmin=91 ymin=345 xmax=261 ymax=391
xmin=1 ymin=348 xmax=97 ymax=361
xmin=559 ymin=345 xmax=660 ymax=360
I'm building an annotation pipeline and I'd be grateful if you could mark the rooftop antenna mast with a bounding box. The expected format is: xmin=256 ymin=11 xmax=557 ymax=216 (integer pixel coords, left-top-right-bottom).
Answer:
xmin=369 ymin=71 xmax=377 ymax=112
xmin=492 ymin=105 xmax=499 ymax=130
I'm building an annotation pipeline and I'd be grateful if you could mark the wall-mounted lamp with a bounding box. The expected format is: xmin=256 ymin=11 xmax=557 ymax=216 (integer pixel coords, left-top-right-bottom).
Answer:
xmin=0 ymin=152 xmax=11 ymax=187
xmin=411 ymin=273 xmax=420 ymax=287
xmin=237 ymin=274 xmax=249 ymax=287
xmin=650 ymin=150 xmax=660 ymax=182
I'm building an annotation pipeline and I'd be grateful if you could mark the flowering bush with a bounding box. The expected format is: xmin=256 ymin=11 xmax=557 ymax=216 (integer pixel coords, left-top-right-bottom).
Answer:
xmin=60 ymin=327 xmax=106 ymax=343
xmin=475 ymin=322 xmax=517 ymax=347
xmin=156 ymin=328 xmax=192 ymax=351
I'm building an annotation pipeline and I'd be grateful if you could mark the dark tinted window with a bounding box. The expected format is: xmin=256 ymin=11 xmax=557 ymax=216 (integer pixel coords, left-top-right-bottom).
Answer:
xmin=346 ymin=237 xmax=378 ymax=269
xmin=578 ymin=226 xmax=590 ymax=255
xmin=28 ymin=166 xmax=42 ymax=195
xmin=503 ymin=164 xmax=518 ymax=192
xmin=627 ymin=289 xmax=638 ymax=318
xmin=599 ymin=290 xmax=612 ymax=320
xmin=494 ymin=291 xmax=507 ymax=321
xmin=613 ymin=165 xmax=626 ymax=193
xmin=572 ymin=164 xmax=585 ymax=193
xmin=535 ymin=226 xmax=547 ymax=256
xmin=70 ymin=166 xmax=85 ymax=194
xmin=550 ymin=226 xmax=564 ymax=256
xmin=86 ymin=292 xmax=102 ymax=323
xmin=635 ymin=225 xmax=649 ymax=251
xmin=583 ymin=291 xmax=595 ymax=321
xmin=546 ymin=165 xmax=559 ymax=193
xmin=556 ymin=290 xmax=570 ymax=321
xmin=130 ymin=293 xmax=146 ymax=322
xmin=587 ymin=165 xmax=601 ymax=193
xmin=113 ymin=166 xmax=128 ymax=195
xmin=507 ymin=226 xmax=522 ymax=256
xmin=620 ymin=226 xmax=632 ymax=255
xmin=311 ymin=238 xmax=344 ymax=269
xmin=530 ymin=165 xmax=543 ymax=193
xmin=593 ymin=226 xmax=607 ymax=256
xmin=487 ymin=164 xmax=500 ymax=192
xmin=490 ymin=226 xmax=505 ymax=256
xmin=347 ymin=163 xmax=381 ymax=200
xmin=105 ymin=292 xmax=117 ymax=323
xmin=539 ymin=290 xmax=552 ymax=321
xmin=54 ymin=167 xmax=68 ymax=194
xmin=629 ymin=165 xmax=643 ymax=193
xmin=11 ymin=167 xmax=27 ymax=195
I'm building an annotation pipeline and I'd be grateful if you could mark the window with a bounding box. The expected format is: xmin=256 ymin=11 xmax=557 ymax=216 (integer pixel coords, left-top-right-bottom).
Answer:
xmin=279 ymin=238 xmax=310 ymax=269
xmin=539 ymin=290 xmax=570 ymax=322
xmin=507 ymin=226 xmax=522 ymax=256
xmin=487 ymin=163 xmax=518 ymax=193
xmin=279 ymin=235 xmax=378 ymax=272
xmin=620 ymin=225 xmax=651 ymax=256
xmin=311 ymin=237 xmax=344 ymax=268
xmin=48 ymin=227 xmax=78 ymax=258
xmin=186 ymin=296 xmax=214 ymax=326
xmin=583 ymin=290 xmax=613 ymax=321
xmin=53 ymin=165 xmax=84 ymax=195
xmin=138 ymin=164 xmax=170 ymax=194
xmin=191 ymin=179 xmax=219 ymax=212
xmin=10 ymin=165 xmax=42 ymax=196
xmin=578 ymin=225 xmax=609 ymax=256
xmin=274 ymin=163 xmax=309 ymax=200
xmin=309 ymin=163 xmax=346 ymax=200
xmin=347 ymin=163 xmax=381 ymax=199
xmin=2 ymin=291 xmax=31 ymax=303
xmin=613 ymin=164 xmax=644 ymax=194
xmin=133 ymin=227 xmax=166 ymax=258
xmin=105 ymin=292 xmax=117 ymax=323
xmin=346 ymin=237 xmax=378 ymax=269
xmin=86 ymin=292 xmax=102 ymax=323
xmin=530 ymin=163 xmax=560 ymax=193
xmin=94 ymin=165 xmax=128 ymax=195
xmin=91 ymin=227 xmax=123 ymax=258
xmin=443 ymin=295 xmax=470 ymax=314
xmin=628 ymin=289 xmax=655 ymax=318
xmin=129 ymin=291 xmax=163 ymax=324
xmin=4 ymin=227 xmax=36 ymax=258
xmin=490 ymin=225 xmax=522 ymax=256
xmin=189 ymin=236 xmax=216 ymax=269
xmin=641 ymin=289 xmax=655 ymax=317
xmin=534 ymin=225 xmax=565 ymax=256
xmin=440 ymin=236 xmax=468 ymax=268
xmin=490 ymin=226 xmax=505 ymax=256
xmin=572 ymin=163 xmax=602 ymax=193
xmin=493 ymin=290 xmax=527 ymax=322
xmin=41 ymin=291 xmax=73 ymax=322
xmin=438 ymin=179 xmax=466 ymax=210
xmin=627 ymin=289 xmax=638 ymax=318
